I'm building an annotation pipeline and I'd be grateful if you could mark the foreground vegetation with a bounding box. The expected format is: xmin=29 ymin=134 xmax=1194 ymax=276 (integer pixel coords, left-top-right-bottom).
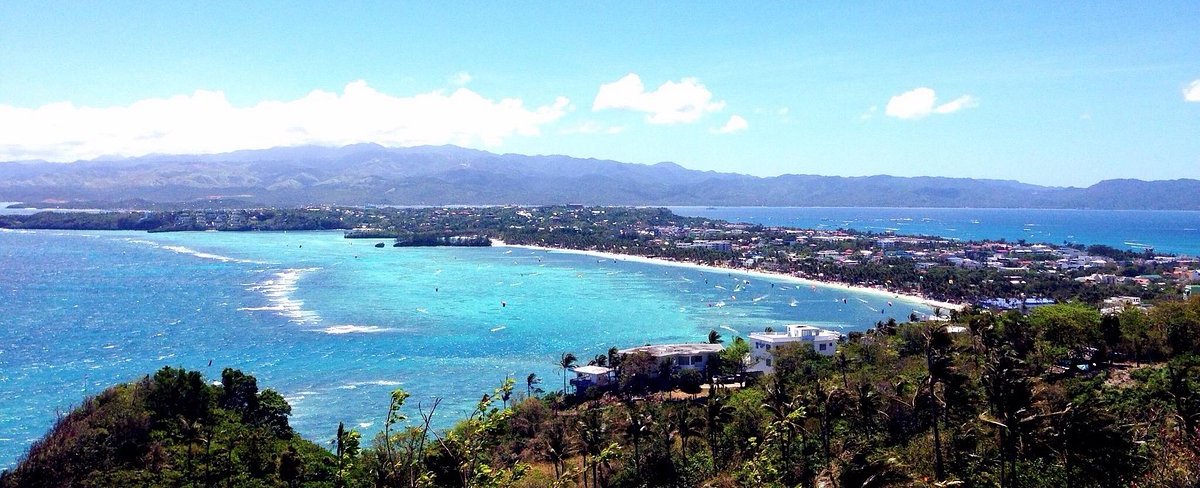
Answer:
xmin=5 ymin=297 xmax=1200 ymax=487
xmin=0 ymin=367 xmax=333 ymax=487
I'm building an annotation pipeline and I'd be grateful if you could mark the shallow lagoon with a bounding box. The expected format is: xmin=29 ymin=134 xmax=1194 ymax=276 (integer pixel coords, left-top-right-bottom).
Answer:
xmin=0 ymin=229 xmax=931 ymax=466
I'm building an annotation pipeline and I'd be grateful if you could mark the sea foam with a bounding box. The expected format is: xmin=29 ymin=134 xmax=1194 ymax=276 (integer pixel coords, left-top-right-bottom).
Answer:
xmin=123 ymin=238 xmax=267 ymax=264
xmin=242 ymin=268 xmax=323 ymax=324
xmin=317 ymin=325 xmax=394 ymax=334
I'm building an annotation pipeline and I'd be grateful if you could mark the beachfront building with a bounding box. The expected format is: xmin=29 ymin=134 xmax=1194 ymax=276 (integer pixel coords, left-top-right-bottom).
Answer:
xmin=977 ymin=297 xmax=1056 ymax=313
xmin=570 ymin=365 xmax=615 ymax=394
xmin=748 ymin=324 xmax=841 ymax=374
xmin=618 ymin=343 xmax=724 ymax=374
xmin=678 ymin=240 xmax=733 ymax=253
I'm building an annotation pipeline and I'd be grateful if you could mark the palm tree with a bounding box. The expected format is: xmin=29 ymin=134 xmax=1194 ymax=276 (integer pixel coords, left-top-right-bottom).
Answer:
xmin=855 ymin=382 xmax=881 ymax=438
xmin=577 ymin=406 xmax=610 ymax=488
xmin=500 ymin=377 xmax=513 ymax=409
xmin=560 ymin=352 xmax=578 ymax=396
xmin=836 ymin=352 xmax=850 ymax=389
xmin=704 ymin=392 xmax=732 ymax=462
xmin=541 ymin=418 xmax=573 ymax=480
xmin=919 ymin=326 xmax=955 ymax=482
xmin=708 ymin=329 xmax=724 ymax=344
xmin=526 ymin=373 xmax=541 ymax=398
xmin=624 ymin=404 xmax=650 ymax=476
xmin=980 ymin=345 xmax=1034 ymax=488
xmin=762 ymin=374 xmax=805 ymax=482
xmin=672 ymin=404 xmax=704 ymax=462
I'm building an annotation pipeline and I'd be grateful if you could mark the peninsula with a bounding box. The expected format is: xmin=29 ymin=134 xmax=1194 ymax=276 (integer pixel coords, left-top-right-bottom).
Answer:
xmin=2 ymin=205 xmax=1194 ymax=309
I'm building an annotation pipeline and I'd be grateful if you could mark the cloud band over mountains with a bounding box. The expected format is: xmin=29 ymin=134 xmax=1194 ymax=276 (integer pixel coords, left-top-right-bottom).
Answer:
xmin=0 ymin=81 xmax=570 ymax=162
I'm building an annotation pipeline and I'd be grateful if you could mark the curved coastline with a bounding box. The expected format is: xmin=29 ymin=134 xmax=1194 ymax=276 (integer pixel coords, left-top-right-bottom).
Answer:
xmin=490 ymin=239 xmax=963 ymax=312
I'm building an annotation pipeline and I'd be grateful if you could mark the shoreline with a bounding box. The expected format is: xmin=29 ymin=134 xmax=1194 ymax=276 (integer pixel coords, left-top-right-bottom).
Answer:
xmin=490 ymin=239 xmax=963 ymax=313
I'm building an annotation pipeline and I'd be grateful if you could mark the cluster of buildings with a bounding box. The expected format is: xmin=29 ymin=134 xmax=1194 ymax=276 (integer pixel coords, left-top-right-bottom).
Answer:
xmin=569 ymin=324 xmax=841 ymax=394
xmin=171 ymin=209 xmax=249 ymax=229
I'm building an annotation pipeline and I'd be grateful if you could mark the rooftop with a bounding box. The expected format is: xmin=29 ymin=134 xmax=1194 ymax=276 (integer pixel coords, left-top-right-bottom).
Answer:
xmin=572 ymin=365 xmax=614 ymax=375
xmin=619 ymin=343 xmax=724 ymax=357
xmin=749 ymin=324 xmax=841 ymax=342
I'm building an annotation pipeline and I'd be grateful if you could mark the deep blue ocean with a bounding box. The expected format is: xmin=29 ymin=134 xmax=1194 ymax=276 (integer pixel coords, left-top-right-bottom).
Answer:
xmin=0 ymin=229 xmax=931 ymax=467
xmin=671 ymin=207 xmax=1200 ymax=256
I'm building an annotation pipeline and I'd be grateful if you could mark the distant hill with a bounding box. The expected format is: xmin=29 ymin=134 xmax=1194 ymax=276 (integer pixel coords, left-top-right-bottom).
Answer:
xmin=1 ymin=144 xmax=1196 ymax=209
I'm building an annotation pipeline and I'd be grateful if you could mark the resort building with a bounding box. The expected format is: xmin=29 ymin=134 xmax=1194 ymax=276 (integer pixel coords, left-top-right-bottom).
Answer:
xmin=570 ymin=365 xmax=615 ymax=394
xmin=679 ymin=240 xmax=733 ymax=253
xmin=618 ymin=343 xmax=724 ymax=373
xmin=748 ymin=324 xmax=841 ymax=374
xmin=977 ymin=297 xmax=1056 ymax=312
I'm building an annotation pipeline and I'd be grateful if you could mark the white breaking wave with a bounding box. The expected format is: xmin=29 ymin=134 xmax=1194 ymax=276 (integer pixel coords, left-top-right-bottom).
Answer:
xmin=237 ymin=306 xmax=286 ymax=312
xmin=242 ymin=268 xmax=323 ymax=324
xmin=159 ymin=245 xmax=266 ymax=264
xmin=337 ymin=380 xmax=403 ymax=390
xmin=317 ymin=325 xmax=394 ymax=334
xmin=123 ymin=238 xmax=267 ymax=264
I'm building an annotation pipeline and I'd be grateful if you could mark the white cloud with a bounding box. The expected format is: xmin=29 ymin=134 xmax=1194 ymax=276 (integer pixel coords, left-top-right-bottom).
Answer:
xmin=0 ymin=80 xmax=570 ymax=161
xmin=933 ymin=95 xmax=978 ymax=114
xmin=711 ymin=115 xmax=748 ymax=134
xmin=1185 ymin=79 xmax=1200 ymax=102
xmin=560 ymin=121 xmax=625 ymax=135
xmin=884 ymin=87 xmax=977 ymax=120
xmin=592 ymin=73 xmax=725 ymax=124
xmin=449 ymin=71 xmax=473 ymax=86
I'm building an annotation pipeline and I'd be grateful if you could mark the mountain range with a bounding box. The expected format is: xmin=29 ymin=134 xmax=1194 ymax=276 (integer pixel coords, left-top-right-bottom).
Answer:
xmin=0 ymin=144 xmax=1196 ymax=210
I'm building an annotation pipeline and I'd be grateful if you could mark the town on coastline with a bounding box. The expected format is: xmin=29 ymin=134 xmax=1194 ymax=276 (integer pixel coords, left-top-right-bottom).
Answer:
xmin=4 ymin=204 xmax=1197 ymax=310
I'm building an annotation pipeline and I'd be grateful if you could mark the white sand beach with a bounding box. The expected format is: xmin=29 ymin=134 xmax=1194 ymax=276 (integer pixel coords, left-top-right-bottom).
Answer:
xmin=490 ymin=240 xmax=963 ymax=312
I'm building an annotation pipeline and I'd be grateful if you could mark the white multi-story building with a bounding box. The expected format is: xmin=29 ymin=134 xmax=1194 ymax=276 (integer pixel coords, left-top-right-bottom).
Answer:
xmin=618 ymin=343 xmax=724 ymax=373
xmin=748 ymin=324 xmax=840 ymax=373
xmin=679 ymin=240 xmax=733 ymax=253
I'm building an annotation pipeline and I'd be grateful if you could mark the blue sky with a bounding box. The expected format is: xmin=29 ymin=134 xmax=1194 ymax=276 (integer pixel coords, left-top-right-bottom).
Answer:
xmin=1 ymin=1 xmax=1197 ymax=186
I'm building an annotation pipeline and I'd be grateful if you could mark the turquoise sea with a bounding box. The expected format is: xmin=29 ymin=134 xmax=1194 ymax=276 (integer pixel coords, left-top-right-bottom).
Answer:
xmin=671 ymin=207 xmax=1200 ymax=256
xmin=0 ymin=229 xmax=932 ymax=467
